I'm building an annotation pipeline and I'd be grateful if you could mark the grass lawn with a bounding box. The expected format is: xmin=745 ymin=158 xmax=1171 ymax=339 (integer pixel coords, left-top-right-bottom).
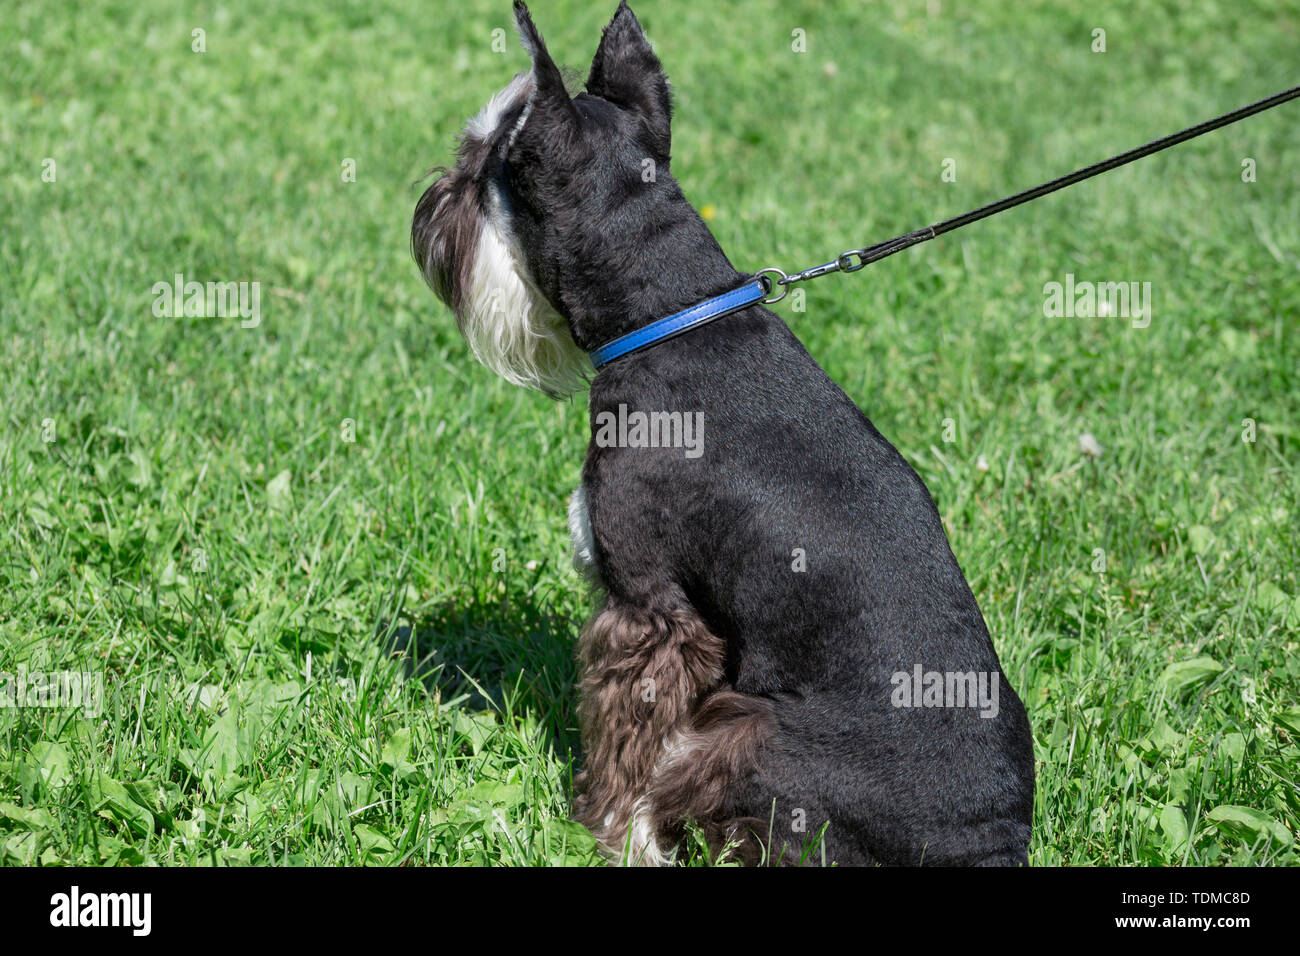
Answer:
xmin=1 ymin=0 xmax=1297 ymax=865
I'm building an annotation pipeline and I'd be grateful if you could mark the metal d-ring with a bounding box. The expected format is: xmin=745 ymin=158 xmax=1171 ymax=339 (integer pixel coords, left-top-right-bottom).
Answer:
xmin=754 ymin=267 xmax=789 ymax=304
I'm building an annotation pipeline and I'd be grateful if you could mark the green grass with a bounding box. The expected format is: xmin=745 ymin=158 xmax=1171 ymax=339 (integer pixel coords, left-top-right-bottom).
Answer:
xmin=2 ymin=0 xmax=1298 ymax=866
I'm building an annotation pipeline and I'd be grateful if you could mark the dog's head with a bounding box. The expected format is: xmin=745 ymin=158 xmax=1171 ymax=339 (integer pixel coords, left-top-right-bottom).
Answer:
xmin=412 ymin=1 xmax=684 ymax=398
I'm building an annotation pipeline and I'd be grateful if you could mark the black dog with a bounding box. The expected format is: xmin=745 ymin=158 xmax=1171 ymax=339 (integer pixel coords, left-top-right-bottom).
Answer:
xmin=413 ymin=0 xmax=1034 ymax=865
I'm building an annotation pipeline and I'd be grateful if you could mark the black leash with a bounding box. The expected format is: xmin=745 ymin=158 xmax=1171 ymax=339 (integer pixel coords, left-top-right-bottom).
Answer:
xmin=755 ymin=83 xmax=1300 ymax=302
xmin=590 ymin=83 xmax=1299 ymax=367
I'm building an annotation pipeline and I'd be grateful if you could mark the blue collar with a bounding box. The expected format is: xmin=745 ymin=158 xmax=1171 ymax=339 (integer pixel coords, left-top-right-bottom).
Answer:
xmin=588 ymin=279 xmax=767 ymax=369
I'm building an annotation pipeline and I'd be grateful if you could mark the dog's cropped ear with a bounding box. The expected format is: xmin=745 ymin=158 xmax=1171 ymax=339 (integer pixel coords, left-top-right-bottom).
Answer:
xmin=587 ymin=1 xmax=672 ymax=157
xmin=510 ymin=1 xmax=580 ymax=152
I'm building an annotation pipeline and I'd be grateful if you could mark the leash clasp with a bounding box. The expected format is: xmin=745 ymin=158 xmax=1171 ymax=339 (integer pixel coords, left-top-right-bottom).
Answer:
xmin=755 ymin=249 xmax=861 ymax=304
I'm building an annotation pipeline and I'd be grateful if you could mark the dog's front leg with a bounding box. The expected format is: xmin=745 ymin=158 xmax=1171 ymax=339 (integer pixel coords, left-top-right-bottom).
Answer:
xmin=572 ymin=600 xmax=727 ymax=865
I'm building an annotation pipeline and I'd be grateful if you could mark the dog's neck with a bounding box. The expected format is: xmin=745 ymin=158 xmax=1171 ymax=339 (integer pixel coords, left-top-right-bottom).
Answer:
xmin=561 ymin=208 xmax=747 ymax=350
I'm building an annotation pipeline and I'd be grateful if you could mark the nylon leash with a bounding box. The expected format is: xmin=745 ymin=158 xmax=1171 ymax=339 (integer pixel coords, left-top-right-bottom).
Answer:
xmin=754 ymin=83 xmax=1300 ymax=302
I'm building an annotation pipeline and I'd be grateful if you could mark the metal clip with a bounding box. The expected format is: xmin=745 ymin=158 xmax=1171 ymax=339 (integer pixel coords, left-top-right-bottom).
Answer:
xmin=754 ymin=267 xmax=790 ymax=303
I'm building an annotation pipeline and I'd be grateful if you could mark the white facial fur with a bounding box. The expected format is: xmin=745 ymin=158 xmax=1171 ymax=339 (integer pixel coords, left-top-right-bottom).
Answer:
xmin=454 ymin=75 xmax=590 ymax=398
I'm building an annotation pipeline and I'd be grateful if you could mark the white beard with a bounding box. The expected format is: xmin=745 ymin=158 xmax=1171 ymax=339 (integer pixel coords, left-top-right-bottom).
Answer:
xmin=457 ymin=183 xmax=590 ymax=399
xmin=443 ymin=72 xmax=590 ymax=399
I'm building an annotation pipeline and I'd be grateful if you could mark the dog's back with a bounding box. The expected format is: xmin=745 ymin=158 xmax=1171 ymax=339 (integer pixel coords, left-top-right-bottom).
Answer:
xmin=583 ymin=308 xmax=1035 ymax=864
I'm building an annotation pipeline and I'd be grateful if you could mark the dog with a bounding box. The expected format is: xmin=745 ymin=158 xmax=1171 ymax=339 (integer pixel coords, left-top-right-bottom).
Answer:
xmin=412 ymin=0 xmax=1035 ymax=865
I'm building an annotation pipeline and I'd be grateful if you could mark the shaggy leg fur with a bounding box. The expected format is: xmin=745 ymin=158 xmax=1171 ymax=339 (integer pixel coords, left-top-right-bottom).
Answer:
xmin=573 ymin=602 xmax=774 ymax=864
xmin=644 ymin=690 xmax=776 ymax=864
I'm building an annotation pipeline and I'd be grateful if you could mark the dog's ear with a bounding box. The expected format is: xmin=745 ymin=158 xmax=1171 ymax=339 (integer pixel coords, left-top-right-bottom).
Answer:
xmin=587 ymin=1 xmax=671 ymax=157
xmin=510 ymin=1 xmax=580 ymax=153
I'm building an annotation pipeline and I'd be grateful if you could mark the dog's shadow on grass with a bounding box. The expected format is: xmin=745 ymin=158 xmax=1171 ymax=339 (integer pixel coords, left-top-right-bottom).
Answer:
xmin=378 ymin=596 xmax=583 ymax=759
